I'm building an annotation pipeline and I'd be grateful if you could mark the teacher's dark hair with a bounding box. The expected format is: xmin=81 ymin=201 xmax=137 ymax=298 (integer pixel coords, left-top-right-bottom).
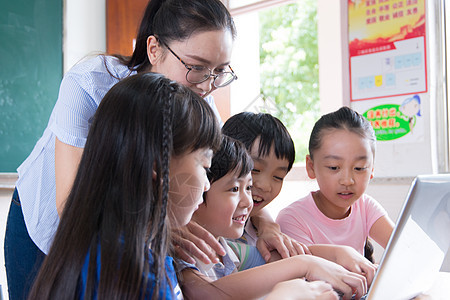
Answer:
xmin=119 ymin=0 xmax=236 ymax=73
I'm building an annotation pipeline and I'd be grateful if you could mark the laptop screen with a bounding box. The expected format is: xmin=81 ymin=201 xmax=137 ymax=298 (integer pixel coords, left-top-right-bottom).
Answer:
xmin=367 ymin=174 xmax=450 ymax=300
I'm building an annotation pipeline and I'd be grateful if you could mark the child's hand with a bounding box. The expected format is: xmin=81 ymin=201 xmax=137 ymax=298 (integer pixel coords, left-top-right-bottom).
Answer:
xmin=256 ymin=221 xmax=311 ymax=261
xmin=172 ymin=221 xmax=226 ymax=264
xmin=257 ymin=230 xmax=311 ymax=261
xmin=266 ymin=279 xmax=339 ymax=300
xmin=301 ymin=255 xmax=368 ymax=300
xmin=308 ymin=244 xmax=377 ymax=287
xmin=331 ymin=245 xmax=377 ymax=286
xmin=251 ymin=209 xmax=311 ymax=261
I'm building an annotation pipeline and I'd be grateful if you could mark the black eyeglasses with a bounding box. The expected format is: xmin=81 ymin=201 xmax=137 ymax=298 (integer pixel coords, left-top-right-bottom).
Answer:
xmin=165 ymin=45 xmax=238 ymax=88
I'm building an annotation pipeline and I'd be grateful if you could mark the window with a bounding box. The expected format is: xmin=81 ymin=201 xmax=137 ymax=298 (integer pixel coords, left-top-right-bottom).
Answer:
xmin=229 ymin=0 xmax=319 ymax=163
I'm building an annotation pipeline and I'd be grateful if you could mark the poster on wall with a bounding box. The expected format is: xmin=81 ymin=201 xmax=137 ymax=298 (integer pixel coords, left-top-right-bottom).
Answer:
xmin=361 ymin=94 xmax=423 ymax=141
xmin=348 ymin=0 xmax=427 ymax=102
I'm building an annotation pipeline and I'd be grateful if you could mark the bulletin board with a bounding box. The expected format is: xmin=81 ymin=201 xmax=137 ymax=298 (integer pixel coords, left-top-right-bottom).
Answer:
xmin=0 ymin=0 xmax=62 ymax=172
xmin=348 ymin=0 xmax=434 ymax=177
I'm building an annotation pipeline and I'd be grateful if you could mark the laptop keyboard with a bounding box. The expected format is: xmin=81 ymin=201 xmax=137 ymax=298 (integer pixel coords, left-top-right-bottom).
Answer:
xmin=336 ymin=290 xmax=367 ymax=300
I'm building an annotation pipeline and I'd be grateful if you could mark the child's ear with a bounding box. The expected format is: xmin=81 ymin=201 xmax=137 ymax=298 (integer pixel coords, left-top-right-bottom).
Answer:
xmin=305 ymin=154 xmax=316 ymax=179
xmin=370 ymin=166 xmax=374 ymax=180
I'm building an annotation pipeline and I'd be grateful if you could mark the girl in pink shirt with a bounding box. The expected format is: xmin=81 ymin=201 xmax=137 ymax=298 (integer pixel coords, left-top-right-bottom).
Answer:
xmin=277 ymin=106 xmax=395 ymax=262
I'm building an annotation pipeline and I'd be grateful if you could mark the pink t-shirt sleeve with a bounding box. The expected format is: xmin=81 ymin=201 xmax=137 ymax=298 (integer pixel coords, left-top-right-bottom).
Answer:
xmin=362 ymin=194 xmax=388 ymax=237
xmin=276 ymin=194 xmax=316 ymax=245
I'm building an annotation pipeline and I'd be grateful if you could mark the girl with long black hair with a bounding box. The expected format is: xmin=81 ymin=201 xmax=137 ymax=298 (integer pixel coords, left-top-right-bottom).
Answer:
xmin=28 ymin=72 xmax=221 ymax=299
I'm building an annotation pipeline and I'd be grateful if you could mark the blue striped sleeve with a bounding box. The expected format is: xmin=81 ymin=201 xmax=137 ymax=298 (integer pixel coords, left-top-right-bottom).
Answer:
xmin=226 ymin=240 xmax=266 ymax=271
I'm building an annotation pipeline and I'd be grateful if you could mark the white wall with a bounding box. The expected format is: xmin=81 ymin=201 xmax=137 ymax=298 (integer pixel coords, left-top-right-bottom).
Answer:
xmin=230 ymin=11 xmax=261 ymax=114
xmin=63 ymin=0 xmax=106 ymax=72
xmin=317 ymin=0 xmax=349 ymax=113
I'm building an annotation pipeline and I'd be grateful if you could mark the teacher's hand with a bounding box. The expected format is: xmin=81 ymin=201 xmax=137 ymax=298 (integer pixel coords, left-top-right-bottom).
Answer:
xmin=172 ymin=220 xmax=226 ymax=264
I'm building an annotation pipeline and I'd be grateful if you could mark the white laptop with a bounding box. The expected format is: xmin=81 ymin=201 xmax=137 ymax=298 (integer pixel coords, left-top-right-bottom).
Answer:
xmin=365 ymin=174 xmax=450 ymax=300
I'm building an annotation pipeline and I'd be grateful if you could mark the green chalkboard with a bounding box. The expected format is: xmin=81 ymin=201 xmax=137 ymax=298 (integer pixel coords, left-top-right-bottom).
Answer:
xmin=0 ymin=0 xmax=62 ymax=172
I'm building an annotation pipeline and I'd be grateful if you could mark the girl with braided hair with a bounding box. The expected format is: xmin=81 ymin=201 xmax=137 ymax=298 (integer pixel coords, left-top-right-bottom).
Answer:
xmin=28 ymin=73 xmax=221 ymax=299
xmin=6 ymin=1 xmax=235 ymax=298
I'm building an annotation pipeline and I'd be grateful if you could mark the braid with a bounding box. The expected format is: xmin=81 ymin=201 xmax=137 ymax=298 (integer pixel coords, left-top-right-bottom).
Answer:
xmin=151 ymin=82 xmax=174 ymax=298
xmin=160 ymin=84 xmax=173 ymax=230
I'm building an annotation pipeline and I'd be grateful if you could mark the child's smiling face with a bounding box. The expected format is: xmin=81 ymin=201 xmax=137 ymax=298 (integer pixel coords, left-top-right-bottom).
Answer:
xmin=193 ymin=171 xmax=253 ymax=239
xmin=249 ymin=137 xmax=290 ymax=217
xmin=306 ymin=129 xmax=374 ymax=219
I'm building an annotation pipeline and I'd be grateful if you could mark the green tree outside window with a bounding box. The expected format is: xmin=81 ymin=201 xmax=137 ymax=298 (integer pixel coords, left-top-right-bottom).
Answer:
xmin=259 ymin=0 xmax=319 ymax=163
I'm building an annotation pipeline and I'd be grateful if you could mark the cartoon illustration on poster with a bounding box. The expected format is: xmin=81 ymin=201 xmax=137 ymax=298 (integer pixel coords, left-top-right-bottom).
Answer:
xmin=399 ymin=94 xmax=421 ymax=132
xmin=348 ymin=0 xmax=427 ymax=101
xmin=362 ymin=94 xmax=422 ymax=141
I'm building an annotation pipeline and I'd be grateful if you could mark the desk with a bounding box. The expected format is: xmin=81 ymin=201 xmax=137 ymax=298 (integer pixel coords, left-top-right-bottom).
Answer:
xmin=414 ymin=272 xmax=450 ymax=300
